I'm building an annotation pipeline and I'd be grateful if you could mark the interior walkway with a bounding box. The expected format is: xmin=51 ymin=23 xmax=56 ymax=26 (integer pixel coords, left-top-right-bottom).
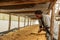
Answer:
xmin=0 ymin=25 xmax=47 ymax=40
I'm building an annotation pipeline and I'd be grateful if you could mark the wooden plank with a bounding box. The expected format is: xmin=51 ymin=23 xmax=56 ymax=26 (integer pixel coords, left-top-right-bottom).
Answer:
xmin=58 ymin=24 xmax=60 ymax=40
xmin=18 ymin=16 xmax=20 ymax=29
xmin=8 ymin=14 xmax=11 ymax=31
xmin=50 ymin=7 xmax=55 ymax=40
xmin=0 ymin=0 xmax=50 ymax=6
xmin=0 ymin=8 xmax=47 ymax=13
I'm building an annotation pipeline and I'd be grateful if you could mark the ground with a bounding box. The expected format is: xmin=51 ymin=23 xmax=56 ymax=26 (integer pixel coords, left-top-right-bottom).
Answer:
xmin=0 ymin=25 xmax=47 ymax=40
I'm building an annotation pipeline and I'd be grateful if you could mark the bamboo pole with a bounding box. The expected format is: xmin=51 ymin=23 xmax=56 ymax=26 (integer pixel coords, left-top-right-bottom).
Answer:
xmin=18 ymin=16 xmax=20 ymax=29
xmin=58 ymin=24 xmax=60 ymax=40
xmin=50 ymin=7 xmax=55 ymax=40
xmin=8 ymin=14 xmax=11 ymax=31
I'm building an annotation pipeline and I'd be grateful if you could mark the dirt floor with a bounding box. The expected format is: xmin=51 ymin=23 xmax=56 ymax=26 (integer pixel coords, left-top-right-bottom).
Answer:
xmin=0 ymin=25 xmax=47 ymax=40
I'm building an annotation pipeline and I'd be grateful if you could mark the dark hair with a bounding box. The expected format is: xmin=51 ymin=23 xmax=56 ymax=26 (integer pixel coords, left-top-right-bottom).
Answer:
xmin=35 ymin=10 xmax=43 ymax=14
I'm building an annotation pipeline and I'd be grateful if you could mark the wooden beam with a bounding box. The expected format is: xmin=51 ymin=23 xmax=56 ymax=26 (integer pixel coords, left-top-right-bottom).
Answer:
xmin=48 ymin=0 xmax=56 ymax=15
xmin=0 ymin=10 xmax=34 ymax=13
xmin=58 ymin=24 xmax=60 ymax=40
xmin=18 ymin=16 xmax=20 ymax=29
xmin=0 ymin=8 xmax=48 ymax=13
xmin=48 ymin=0 xmax=56 ymax=9
xmin=0 ymin=0 xmax=50 ymax=6
xmin=8 ymin=14 xmax=11 ymax=31
xmin=50 ymin=7 xmax=55 ymax=40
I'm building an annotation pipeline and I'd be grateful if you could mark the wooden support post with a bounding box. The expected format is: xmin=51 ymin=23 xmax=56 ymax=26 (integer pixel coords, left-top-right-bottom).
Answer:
xmin=28 ymin=18 xmax=29 ymax=26
xmin=18 ymin=16 xmax=20 ymax=29
xmin=31 ymin=20 xmax=32 ymax=25
xmin=33 ymin=20 xmax=34 ymax=25
xmin=32 ymin=20 xmax=34 ymax=25
xmin=24 ymin=17 xmax=26 ymax=27
xmin=58 ymin=24 xmax=60 ymax=40
xmin=8 ymin=14 xmax=11 ymax=31
xmin=32 ymin=20 xmax=33 ymax=25
xmin=30 ymin=19 xmax=31 ymax=26
xmin=50 ymin=7 xmax=55 ymax=40
xmin=29 ymin=18 xmax=30 ymax=26
xmin=30 ymin=20 xmax=32 ymax=25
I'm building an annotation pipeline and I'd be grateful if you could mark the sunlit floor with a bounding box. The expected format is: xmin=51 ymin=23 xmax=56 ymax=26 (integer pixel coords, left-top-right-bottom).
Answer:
xmin=0 ymin=25 xmax=47 ymax=40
